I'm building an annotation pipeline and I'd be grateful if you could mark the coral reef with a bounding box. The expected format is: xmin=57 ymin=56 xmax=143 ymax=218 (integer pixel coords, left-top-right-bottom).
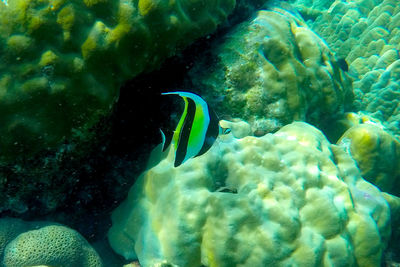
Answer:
xmin=0 ymin=0 xmax=235 ymax=157
xmin=0 ymin=218 xmax=102 ymax=267
xmin=1 ymin=0 xmax=399 ymax=265
xmin=292 ymin=0 xmax=400 ymax=137
xmin=187 ymin=8 xmax=353 ymax=135
xmin=108 ymin=121 xmax=390 ymax=267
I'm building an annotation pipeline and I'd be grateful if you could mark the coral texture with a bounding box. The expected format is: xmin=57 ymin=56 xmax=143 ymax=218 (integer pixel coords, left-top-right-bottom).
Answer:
xmin=338 ymin=122 xmax=400 ymax=196
xmin=187 ymin=8 xmax=352 ymax=134
xmin=108 ymin=122 xmax=390 ymax=267
xmin=0 ymin=218 xmax=102 ymax=267
xmin=0 ymin=0 xmax=235 ymax=157
xmin=293 ymin=0 xmax=400 ymax=137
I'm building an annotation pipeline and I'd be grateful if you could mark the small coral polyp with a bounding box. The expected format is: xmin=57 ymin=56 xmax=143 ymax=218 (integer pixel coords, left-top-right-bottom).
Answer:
xmin=0 ymin=0 xmax=235 ymax=158
xmin=108 ymin=121 xmax=390 ymax=267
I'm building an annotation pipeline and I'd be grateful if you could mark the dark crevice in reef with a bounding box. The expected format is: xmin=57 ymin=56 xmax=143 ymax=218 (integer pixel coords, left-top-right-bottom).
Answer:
xmin=3 ymin=36 xmax=214 ymax=240
xmin=53 ymin=56 xmax=192 ymax=240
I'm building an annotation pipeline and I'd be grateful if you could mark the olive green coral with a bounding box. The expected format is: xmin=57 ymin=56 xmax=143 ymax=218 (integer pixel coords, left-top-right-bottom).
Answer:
xmin=0 ymin=218 xmax=102 ymax=267
xmin=0 ymin=0 xmax=235 ymax=157
xmin=188 ymin=8 xmax=352 ymax=135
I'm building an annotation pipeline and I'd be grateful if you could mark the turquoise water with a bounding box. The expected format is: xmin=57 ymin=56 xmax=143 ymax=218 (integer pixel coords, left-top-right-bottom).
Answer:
xmin=0 ymin=0 xmax=399 ymax=266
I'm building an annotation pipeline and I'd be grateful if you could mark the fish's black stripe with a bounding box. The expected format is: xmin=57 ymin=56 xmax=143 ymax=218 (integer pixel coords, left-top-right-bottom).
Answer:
xmin=197 ymin=103 xmax=219 ymax=157
xmin=161 ymin=129 xmax=173 ymax=152
xmin=175 ymin=98 xmax=196 ymax=167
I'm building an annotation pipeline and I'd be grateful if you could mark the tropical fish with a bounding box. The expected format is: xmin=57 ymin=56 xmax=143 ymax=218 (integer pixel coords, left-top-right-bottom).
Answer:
xmin=161 ymin=91 xmax=229 ymax=167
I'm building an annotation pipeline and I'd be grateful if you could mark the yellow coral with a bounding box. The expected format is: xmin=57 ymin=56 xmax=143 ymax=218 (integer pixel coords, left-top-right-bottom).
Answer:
xmin=39 ymin=50 xmax=59 ymax=67
xmin=83 ymin=0 xmax=108 ymax=7
xmin=137 ymin=0 xmax=169 ymax=16
xmin=338 ymin=124 xmax=400 ymax=196
xmin=6 ymin=34 xmax=33 ymax=54
xmin=57 ymin=5 xmax=75 ymax=41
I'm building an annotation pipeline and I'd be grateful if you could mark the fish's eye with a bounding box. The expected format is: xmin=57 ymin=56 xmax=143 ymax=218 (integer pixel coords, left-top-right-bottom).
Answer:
xmin=222 ymin=128 xmax=231 ymax=135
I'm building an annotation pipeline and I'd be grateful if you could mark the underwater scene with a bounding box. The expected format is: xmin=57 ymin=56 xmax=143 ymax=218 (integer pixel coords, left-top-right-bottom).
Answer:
xmin=0 ymin=0 xmax=399 ymax=266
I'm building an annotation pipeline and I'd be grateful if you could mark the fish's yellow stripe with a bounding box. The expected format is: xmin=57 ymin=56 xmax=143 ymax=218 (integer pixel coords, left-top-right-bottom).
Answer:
xmin=185 ymin=102 xmax=208 ymax=161
xmin=173 ymin=96 xmax=189 ymax=151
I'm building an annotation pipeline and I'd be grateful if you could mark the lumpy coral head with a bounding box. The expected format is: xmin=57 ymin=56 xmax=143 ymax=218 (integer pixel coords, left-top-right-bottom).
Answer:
xmin=338 ymin=123 xmax=400 ymax=196
xmin=0 ymin=0 xmax=235 ymax=157
xmin=188 ymin=8 xmax=353 ymax=134
xmin=108 ymin=121 xmax=390 ymax=267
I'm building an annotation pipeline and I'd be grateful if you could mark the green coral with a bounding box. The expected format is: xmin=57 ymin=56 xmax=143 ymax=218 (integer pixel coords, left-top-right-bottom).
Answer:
xmin=188 ymin=8 xmax=353 ymax=135
xmin=108 ymin=121 xmax=390 ymax=267
xmin=0 ymin=0 xmax=235 ymax=158
xmin=0 ymin=218 xmax=102 ymax=267
xmin=291 ymin=0 xmax=400 ymax=138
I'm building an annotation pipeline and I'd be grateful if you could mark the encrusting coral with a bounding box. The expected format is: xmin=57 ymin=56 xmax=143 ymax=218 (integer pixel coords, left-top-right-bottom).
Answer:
xmin=108 ymin=121 xmax=390 ymax=267
xmin=0 ymin=0 xmax=235 ymax=157
xmin=187 ymin=7 xmax=353 ymax=135
xmin=0 ymin=218 xmax=102 ymax=267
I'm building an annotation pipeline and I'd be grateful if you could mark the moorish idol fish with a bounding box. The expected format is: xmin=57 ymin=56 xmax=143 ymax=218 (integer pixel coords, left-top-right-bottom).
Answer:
xmin=161 ymin=91 xmax=230 ymax=167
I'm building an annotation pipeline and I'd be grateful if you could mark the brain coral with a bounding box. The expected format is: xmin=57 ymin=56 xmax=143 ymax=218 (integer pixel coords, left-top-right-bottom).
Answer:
xmin=187 ymin=8 xmax=353 ymax=135
xmin=108 ymin=121 xmax=390 ymax=267
xmin=0 ymin=0 xmax=235 ymax=157
xmin=0 ymin=218 xmax=102 ymax=267
xmin=291 ymin=0 xmax=400 ymax=137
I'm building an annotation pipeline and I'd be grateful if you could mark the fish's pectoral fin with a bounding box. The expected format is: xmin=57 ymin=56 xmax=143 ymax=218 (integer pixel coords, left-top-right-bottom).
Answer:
xmin=146 ymin=130 xmax=174 ymax=169
xmin=160 ymin=129 xmax=166 ymax=151
xmin=160 ymin=128 xmax=173 ymax=152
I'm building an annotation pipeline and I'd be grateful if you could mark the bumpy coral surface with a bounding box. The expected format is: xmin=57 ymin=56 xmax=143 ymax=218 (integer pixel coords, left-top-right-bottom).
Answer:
xmin=0 ymin=218 xmax=102 ymax=267
xmin=338 ymin=122 xmax=400 ymax=196
xmin=108 ymin=122 xmax=390 ymax=267
xmin=293 ymin=0 xmax=400 ymax=137
xmin=0 ymin=0 xmax=235 ymax=157
xmin=188 ymin=8 xmax=352 ymax=134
